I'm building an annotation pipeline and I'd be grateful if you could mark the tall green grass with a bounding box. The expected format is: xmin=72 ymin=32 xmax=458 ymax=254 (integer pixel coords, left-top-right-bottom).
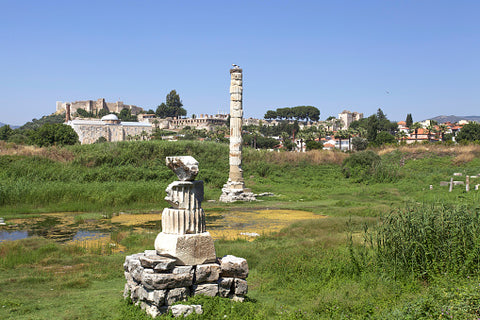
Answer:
xmin=351 ymin=203 xmax=480 ymax=281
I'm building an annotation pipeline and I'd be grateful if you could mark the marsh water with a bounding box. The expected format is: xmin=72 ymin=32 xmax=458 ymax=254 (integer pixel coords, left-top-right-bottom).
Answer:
xmin=0 ymin=209 xmax=325 ymax=244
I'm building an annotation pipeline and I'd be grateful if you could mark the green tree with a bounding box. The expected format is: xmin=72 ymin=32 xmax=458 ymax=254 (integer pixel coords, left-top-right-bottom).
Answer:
xmin=367 ymin=115 xmax=379 ymax=143
xmin=263 ymin=106 xmax=319 ymax=122
xmin=0 ymin=125 xmax=14 ymax=140
xmin=395 ymin=130 xmax=408 ymax=144
xmin=406 ymin=113 xmax=413 ymax=128
xmin=297 ymin=130 xmax=309 ymax=152
xmin=30 ymin=123 xmax=79 ymax=147
xmin=305 ymin=140 xmax=323 ymax=150
xmin=375 ymin=131 xmax=396 ymax=145
xmin=264 ymin=110 xmax=277 ymax=119
xmin=425 ymin=124 xmax=436 ymax=142
xmin=376 ymin=108 xmax=387 ymax=122
xmin=156 ymin=90 xmax=187 ymax=118
xmin=437 ymin=124 xmax=448 ymax=142
xmin=456 ymin=122 xmax=480 ymax=142
xmin=280 ymin=131 xmax=290 ymax=147
xmin=352 ymin=136 xmax=368 ymax=151
xmin=97 ymin=108 xmax=109 ymax=118
xmin=335 ymin=129 xmax=349 ymax=151
xmin=349 ymin=118 xmax=369 ymax=132
xmin=77 ymin=108 xmax=94 ymax=118
xmin=376 ymin=108 xmax=397 ymax=134
xmin=118 ymin=108 xmax=137 ymax=121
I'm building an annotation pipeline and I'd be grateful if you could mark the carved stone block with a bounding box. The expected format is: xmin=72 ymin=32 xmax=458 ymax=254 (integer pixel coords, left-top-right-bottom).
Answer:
xmin=154 ymin=232 xmax=216 ymax=266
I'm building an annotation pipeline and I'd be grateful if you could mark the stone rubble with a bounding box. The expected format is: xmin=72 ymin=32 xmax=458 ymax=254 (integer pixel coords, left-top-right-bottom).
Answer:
xmin=169 ymin=304 xmax=203 ymax=317
xmin=124 ymin=252 xmax=248 ymax=317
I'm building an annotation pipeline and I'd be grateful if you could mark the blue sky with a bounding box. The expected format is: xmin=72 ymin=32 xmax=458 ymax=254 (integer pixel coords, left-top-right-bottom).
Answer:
xmin=1 ymin=0 xmax=479 ymax=125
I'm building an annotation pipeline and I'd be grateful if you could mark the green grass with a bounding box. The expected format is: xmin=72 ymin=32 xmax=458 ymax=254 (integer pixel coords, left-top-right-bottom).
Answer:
xmin=1 ymin=141 xmax=480 ymax=318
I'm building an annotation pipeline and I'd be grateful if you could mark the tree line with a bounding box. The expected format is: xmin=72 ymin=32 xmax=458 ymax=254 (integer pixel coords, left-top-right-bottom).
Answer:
xmin=264 ymin=106 xmax=320 ymax=122
xmin=0 ymin=114 xmax=79 ymax=147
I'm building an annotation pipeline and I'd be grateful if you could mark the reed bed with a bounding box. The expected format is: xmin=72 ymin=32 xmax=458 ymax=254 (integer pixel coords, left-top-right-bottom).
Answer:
xmin=377 ymin=143 xmax=480 ymax=161
xmin=352 ymin=203 xmax=480 ymax=281
xmin=246 ymin=149 xmax=347 ymax=166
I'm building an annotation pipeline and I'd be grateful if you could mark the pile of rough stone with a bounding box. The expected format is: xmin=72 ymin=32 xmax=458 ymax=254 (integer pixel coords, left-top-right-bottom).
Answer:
xmin=123 ymin=250 xmax=248 ymax=317
xmin=123 ymin=156 xmax=249 ymax=318
xmin=123 ymin=252 xmax=248 ymax=317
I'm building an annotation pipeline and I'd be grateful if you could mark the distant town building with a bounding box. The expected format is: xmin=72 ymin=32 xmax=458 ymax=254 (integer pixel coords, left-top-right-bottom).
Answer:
xmin=168 ymin=114 xmax=228 ymax=131
xmin=338 ymin=110 xmax=363 ymax=130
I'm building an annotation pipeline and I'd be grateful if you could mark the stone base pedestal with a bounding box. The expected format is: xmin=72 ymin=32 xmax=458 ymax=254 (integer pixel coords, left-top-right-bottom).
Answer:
xmin=219 ymin=181 xmax=256 ymax=203
xmin=124 ymin=252 xmax=249 ymax=318
xmin=154 ymin=232 xmax=216 ymax=266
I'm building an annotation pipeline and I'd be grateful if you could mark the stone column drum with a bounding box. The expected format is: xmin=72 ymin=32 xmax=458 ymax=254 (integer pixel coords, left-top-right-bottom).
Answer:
xmin=154 ymin=156 xmax=216 ymax=266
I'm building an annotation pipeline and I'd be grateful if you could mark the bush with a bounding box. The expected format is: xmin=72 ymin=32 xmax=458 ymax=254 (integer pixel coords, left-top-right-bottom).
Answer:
xmin=342 ymin=150 xmax=380 ymax=181
xmin=352 ymin=136 xmax=368 ymax=151
xmin=30 ymin=123 xmax=79 ymax=147
xmin=95 ymin=136 xmax=107 ymax=143
xmin=305 ymin=140 xmax=323 ymax=150
xmin=375 ymin=131 xmax=396 ymax=146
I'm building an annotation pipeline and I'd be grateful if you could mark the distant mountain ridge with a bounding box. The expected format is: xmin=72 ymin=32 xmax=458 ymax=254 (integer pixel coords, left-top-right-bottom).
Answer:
xmin=0 ymin=122 xmax=20 ymax=129
xmin=427 ymin=115 xmax=480 ymax=124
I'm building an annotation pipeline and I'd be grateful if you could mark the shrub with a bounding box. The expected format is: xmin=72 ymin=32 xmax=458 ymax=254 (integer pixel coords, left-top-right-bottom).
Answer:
xmin=305 ymin=140 xmax=323 ymax=150
xmin=30 ymin=123 xmax=79 ymax=147
xmin=352 ymin=136 xmax=368 ymax=151
xmin=95 ymin=136 xmax=107 ymax=144
xmin=375 ymin=131 xmax=396 ymax=146
xmin=342 ymin=150 xmax=380 ymax=181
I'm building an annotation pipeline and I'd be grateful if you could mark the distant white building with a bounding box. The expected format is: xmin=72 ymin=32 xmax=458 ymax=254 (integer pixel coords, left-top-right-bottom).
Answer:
xmin=338 ymin=110 xmax=363 ymax=130
xmin=68 ymin=114 xmax=152 ymax=144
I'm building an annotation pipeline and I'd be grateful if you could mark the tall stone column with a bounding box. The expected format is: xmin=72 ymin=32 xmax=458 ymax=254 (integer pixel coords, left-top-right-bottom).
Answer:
xmin=219 ymin=66 xmax=255 ymax=202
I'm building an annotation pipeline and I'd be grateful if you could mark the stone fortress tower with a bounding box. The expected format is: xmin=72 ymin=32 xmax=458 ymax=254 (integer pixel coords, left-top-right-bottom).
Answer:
xmin=219 ymin=65 xmax=256 ymax=202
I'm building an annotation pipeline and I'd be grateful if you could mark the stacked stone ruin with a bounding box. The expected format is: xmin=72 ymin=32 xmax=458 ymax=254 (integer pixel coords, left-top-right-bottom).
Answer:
xmin=123 ymin=156 xmax=249 ymax=317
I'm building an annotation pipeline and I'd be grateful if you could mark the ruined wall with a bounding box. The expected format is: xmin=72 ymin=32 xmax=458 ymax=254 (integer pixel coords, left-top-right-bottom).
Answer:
xmin=57 ymin=99 xmax=143 ymax=115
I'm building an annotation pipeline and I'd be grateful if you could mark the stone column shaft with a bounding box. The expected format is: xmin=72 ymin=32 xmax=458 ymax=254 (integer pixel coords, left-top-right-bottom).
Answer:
xmin=228 ymin=68 xmax=244 ymax=184
xmin=220 ymin=67 xmax=256 ymax=202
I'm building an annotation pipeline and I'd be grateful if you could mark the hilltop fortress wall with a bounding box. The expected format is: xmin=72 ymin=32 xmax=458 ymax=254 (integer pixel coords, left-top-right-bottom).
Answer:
xmin=57 ymin=98 xmax=143 ymax=115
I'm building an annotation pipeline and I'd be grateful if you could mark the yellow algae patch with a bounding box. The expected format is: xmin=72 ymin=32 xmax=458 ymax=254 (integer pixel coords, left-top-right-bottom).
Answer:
xmin=207 ymin=209 xmax=326 ymax=241
xmin=67 ymin=236 xmax=126 ymax=254
xmin=111 ymin=213 xmax=162 ymax=226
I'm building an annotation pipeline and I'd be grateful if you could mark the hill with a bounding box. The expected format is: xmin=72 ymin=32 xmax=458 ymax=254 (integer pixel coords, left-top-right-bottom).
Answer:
xmin=428 ymin=115 xmax=480 ymax=123
xmin=18 ymin=113 xmax=65 ymax=130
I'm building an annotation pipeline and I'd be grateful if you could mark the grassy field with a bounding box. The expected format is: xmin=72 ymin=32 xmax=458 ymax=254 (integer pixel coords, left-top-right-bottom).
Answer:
xmin=1 ymin=141 xmax=480 ymax=319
